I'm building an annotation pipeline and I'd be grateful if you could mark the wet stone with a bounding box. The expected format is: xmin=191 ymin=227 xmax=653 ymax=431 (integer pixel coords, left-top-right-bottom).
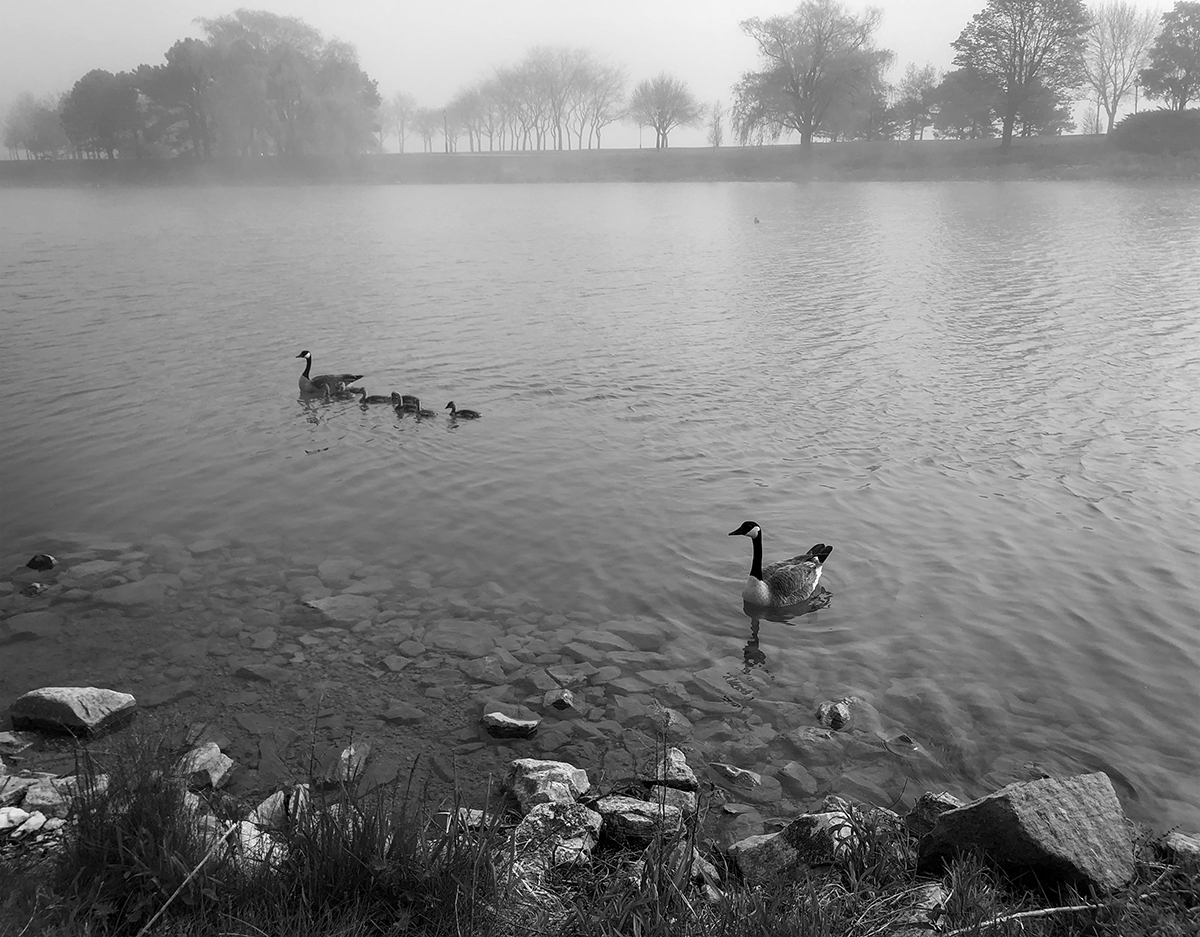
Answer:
xmin=382 ymin=702 xmax=428 ymax=725
xmin=249 ymin=629 xmax=277 ymax=650
xmin=380 ymin=654 xmax=411 ymax=673
xmin=304 ymin=594 xmax=379 ymax=624
xmin=1 ymin=610 xmax=64 ymax=644
xmin=424 ymin=620 xmax=500 ymax=658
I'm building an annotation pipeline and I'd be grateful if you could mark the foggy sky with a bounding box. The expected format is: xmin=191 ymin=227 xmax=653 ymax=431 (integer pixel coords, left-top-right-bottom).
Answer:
xmin=0 ymin=0 xmax=1164 ymax=149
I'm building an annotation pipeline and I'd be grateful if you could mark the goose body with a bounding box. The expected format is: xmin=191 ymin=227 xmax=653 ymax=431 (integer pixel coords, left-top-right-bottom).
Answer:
xmin=355 ymin=387 xmax=393 ymax=404
xmin=395 ymin=395 xmax=435 ymax=417
xmin=728 ymin=520 xmax=833 ymax=607
xmin=445 ymin=401 xmax=481 ymax=419
xmin=296 ymin=350 xmax=363 ymax=395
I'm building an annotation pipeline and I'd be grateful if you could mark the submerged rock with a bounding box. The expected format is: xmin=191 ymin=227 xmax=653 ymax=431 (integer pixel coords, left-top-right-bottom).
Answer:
xmin=918 ymin=772 xmax=1135 ymax=893
xmin=10 ymin=686 xmax=137 ymax=737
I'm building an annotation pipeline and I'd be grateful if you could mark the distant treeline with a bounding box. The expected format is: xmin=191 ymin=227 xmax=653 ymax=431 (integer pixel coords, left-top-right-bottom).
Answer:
xmin=4 ymin=0 xmax=1200 ymax=161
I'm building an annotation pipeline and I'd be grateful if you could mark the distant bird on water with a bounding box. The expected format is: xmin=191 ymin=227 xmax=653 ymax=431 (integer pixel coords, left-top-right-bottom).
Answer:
xmin=753 ymin=217 xmax=760 ymax=224
xmin=728 ymin=521 xmax=833 ymax=607
xmin=445 ymin=401 xmax=481 ymax=419
xmin=296 ymin=350 xmax=363 ymax=395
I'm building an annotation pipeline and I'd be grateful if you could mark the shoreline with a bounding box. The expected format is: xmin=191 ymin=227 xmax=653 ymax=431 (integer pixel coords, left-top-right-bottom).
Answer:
xmin=2 ymin=137 xmax=1198 ymax=186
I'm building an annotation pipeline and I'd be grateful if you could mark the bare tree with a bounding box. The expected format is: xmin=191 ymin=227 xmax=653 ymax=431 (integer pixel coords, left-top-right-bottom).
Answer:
xmin=707 ymin=100 xmax=726 ymax=146
xmin=627 ymin=73 xmax=703 ymax=148
xmin=387 ymin=91 xmax=416 ymax=152
xmin=1083 ymin=1 xmax=1160 ymax=132
xmin=895 ymin=62 xmax=939 ymax=139
xmin=412 ymin=106 xmax=439 ymax=152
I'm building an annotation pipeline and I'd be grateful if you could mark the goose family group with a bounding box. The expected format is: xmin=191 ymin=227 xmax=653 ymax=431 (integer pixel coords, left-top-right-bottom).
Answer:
xmin=296 ymin=350 xmax=481 ymax=420
xmin=297 ymin=352 xmax=834 ymax=609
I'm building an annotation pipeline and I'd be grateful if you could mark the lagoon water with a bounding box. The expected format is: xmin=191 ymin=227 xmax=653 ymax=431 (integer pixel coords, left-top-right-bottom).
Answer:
xmin=2 ymin=180 xmax=1199 ymax=828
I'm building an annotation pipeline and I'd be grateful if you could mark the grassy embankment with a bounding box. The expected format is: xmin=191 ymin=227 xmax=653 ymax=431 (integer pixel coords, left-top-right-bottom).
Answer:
xmin=1 ymin=725 xmax=1196 ymax=937
xmin=1 ymin=135 xmax=1198 ymax=186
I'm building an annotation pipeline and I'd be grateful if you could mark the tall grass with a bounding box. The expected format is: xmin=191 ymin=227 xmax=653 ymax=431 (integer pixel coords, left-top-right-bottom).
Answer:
xmin=1 ymin=726 xmax=1196 ymax=937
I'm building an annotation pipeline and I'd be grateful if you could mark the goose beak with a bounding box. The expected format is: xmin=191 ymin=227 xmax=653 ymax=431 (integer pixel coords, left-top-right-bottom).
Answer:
xmin=728 ymin=528 xmax=742 ymax=536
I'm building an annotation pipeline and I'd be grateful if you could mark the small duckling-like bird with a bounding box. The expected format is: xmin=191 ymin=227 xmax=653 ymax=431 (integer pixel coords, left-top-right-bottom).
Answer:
xmin=355 ymin=387 xmax=393 ymax=404
xmin=296 ymin=350 xmax=363 ymax=395
xmin=445 ymin=401 xmax=481 ymax=419
xmin=322 ymin=382 xmax=360 ymax=400
xmin=728 ymin=521 xmax=833 ymax=607
xmin=392 ymin=393 xmax=420 ymax=410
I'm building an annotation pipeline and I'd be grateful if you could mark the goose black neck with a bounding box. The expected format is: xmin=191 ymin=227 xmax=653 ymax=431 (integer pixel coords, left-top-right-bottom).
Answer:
xmin=750 ymin=533 xmax=763 ymax=581
xmin=301 ymin=356 xmax=312 ymax=379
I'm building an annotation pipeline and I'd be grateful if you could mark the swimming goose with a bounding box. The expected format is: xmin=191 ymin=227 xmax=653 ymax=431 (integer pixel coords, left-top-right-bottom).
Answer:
xmin=728 ymin=521 xmax=833 ymax=607
xmin=355 ymin=387 xmax=393 ymax=404
xmin=445 ymin=401 xmax=481 ymax=419
xmin=392 ymin=393 xmax=420 ymax=410
xmin=296 ymin=350 xmax=363 ymax=395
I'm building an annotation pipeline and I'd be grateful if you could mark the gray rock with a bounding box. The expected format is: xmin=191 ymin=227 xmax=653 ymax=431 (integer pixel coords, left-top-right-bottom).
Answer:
xmin=906 ymin=791 xmax=965 ymax=837
xmin=816 ymin=698 xmax=852 ymax=730
xmin=544 ymin=688 xmax=577 ymax=712
xmin=507 ymin=758 xmax=590 ymax=813
xmin=649 ymin=747 xmax=699 ymax=792
xmin=317 ymin=743 xmax=370 ymax=787
xmin=382 ymin=702 xmax=428 ymax=725
xmin=304 ymin=594 xmax=379 ymax=624
xmin=1 ymin=610 xmax=65 ymax=644
xmin=179 ymin=742 xmax=235 ymax=789
xmin=713 ymin=803 xmax=764 ymax=848
xmin=251 ymin=785 xmax=311 ymax=830
xmin=380 ymin=654 xmax=411 ymax=673
xmin=595 ymin=794 xmax=683 ymax=844
xmin=317 ymin=558 xmax=360 ymax=584
xmin=424 ymin=619 xmax=500 ymax=658
xmin=0 ymin=805 xmax=31 ymax=831
xmin=603 ymin=619 xmax=667 ymax=652
xmin=22 ymin=774 xmax=108 ymax=818
xmin=483 ymin=710 xmax=540 ymax=739
xmin=94 ymin=573 xmax=181 ymax=606
xmin=918 ymin=772 xmax=1136 ymax=893
xmin=64 ymin=559 xmax=121 ymax=579
xmin=234 ymin=662 xmax=291 ymax=683
xmin=1 ymin=776 xmax=40 ymax=808
xmin=728 ymin=808 xmax=858 ymax=886
xmin=10 ymin=686 xmax=137 ymax=736
xmin=515 ymin=801 xmax=603 ymax=866
xmin=249 ymin=628 xmax=278 ymax=650
xmin=1160 ymin=830 xmax=1200 ymax=863
xmin=780 ymin=761 xmax=818 ymax=797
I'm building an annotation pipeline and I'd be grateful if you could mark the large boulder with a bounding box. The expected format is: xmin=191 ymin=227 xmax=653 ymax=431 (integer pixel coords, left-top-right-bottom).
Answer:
xmin=918 ymin=772 xmax=1135 ymax=893
xmin=514 ymin=801 xmax=603 ymax=866
xmin=595 ymin=794 xmax=684 ymax=845
xmin=506 ymin=759 xmax=590 ymax=814
xmin=10 ymin=686 xmax=137 ymax=736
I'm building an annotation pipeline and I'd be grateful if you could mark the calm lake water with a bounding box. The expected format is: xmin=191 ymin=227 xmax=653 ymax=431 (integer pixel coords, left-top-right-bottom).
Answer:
xmin=2 ymin=180 xmax=1198 ymax=829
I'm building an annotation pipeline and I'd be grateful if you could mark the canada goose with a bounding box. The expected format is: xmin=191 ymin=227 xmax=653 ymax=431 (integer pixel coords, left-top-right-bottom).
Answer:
xmin=445 ymin=401 xmax=481 ymax=419
xmin=392 ymin=393 xmax=420 ymax=410
xmin=296 ymin=350 xmax=363 ymax=395
xmin=728 ymin=521 xmax=833 ymax=607
xmin=355 ymin=387 xmax=393 ymax=404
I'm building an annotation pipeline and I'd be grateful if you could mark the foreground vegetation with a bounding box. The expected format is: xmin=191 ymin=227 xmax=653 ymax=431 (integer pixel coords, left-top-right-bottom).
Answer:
xmin=1 ymin=727 xmax=1196 ymax=937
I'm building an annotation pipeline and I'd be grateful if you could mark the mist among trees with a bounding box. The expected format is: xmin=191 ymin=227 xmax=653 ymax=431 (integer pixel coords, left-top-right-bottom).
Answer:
xmin=4 ymin=0 xmax=1199 ymax=160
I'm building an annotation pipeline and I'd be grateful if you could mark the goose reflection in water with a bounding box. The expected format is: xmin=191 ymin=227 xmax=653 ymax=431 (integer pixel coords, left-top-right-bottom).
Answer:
xmin=741 ymin=586 xmax=832 ymax=674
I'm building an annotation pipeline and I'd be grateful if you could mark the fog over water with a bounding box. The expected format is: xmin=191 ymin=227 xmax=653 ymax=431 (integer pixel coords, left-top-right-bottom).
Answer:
xmin=2 ymin=180 xmax=1199 ymax=828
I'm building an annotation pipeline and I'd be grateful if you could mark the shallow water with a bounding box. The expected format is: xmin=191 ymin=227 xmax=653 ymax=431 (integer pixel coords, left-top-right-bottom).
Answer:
xmin=2 ymin=181 xmax=1198 ymax=827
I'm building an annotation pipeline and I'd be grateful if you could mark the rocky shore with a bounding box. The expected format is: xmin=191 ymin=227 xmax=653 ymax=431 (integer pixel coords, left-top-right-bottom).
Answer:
xmin=0 ymin=534 xmax=959 ymax=825
xmin=4 ymin=543 xmax=1199 ymax=933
